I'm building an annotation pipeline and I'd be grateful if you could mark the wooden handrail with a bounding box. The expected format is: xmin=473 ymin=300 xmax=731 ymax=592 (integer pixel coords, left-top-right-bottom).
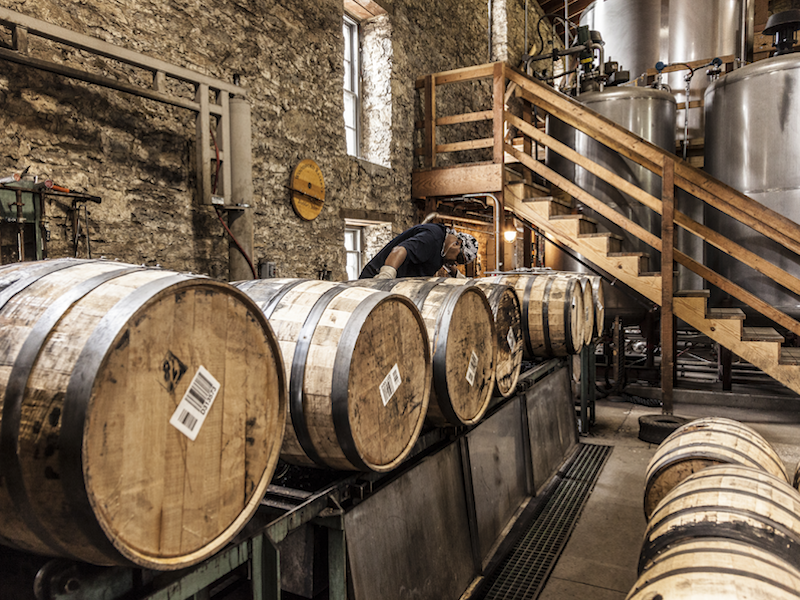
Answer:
xmin=505 ymin=144 xmax=663 ymax=252
xmin=507 ymin=68 xmax=800 ymax=258
xmin=507 ymin=112 xmax=800 ymax=301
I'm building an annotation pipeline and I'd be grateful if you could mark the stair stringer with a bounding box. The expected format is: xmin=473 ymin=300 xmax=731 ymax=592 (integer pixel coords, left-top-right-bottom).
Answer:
xmin=506 ymin=193 xmax=800 ymax=397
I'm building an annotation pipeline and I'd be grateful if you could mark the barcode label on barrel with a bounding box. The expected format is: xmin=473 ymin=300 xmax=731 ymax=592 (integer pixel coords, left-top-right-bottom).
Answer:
xmin=466 ymin=351 xmax=478 ymax=386
xmin=169 ymin=366 xmax=221 ymax=441
xmin=380 ymin=364 xmax=402 ymax=406
xmin=507 ymin=327 xmax=517 ymax=351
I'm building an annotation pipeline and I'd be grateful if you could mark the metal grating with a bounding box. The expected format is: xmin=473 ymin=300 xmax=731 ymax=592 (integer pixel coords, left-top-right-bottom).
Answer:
xmin=475 ymin=443 xmax=613 ymax=600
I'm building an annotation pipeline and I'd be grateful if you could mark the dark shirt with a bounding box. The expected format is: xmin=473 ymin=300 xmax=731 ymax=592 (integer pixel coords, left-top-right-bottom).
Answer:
xmin=359 ymin=223 xmax=447 ymax=278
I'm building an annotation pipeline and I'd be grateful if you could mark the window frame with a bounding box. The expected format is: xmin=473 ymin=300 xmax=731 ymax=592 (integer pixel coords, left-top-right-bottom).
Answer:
xmin=344 ymin=225 xmax=364 ymax=280
xmin=343 ymin=14 xmax=361 ymax=158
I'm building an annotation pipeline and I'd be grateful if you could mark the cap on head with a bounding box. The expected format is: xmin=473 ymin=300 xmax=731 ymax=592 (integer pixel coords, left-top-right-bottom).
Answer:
xmin=455 ymin=232 xmax=478 ymax=264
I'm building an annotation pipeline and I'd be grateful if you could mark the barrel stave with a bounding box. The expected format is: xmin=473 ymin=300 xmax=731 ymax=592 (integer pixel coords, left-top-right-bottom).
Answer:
xmin=0 ymin=260 xmax=286 ymax=569
xmin=643 ymin=417 xmax=789 ymax=519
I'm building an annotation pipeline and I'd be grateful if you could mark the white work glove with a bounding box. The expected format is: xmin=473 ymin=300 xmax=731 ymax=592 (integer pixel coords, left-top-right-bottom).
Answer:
xmin=374 ymin=265 xmax=397 ymax=280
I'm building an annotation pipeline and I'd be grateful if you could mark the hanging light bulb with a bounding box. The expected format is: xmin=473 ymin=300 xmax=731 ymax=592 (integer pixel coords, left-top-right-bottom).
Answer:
xmin=504 ymin=229 xmax=517 ymax=243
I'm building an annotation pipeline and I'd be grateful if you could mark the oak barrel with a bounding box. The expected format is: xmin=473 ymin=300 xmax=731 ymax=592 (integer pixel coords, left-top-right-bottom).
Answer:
xmin=424 ymin=278 xmax=523 ymax=398
xmin=235 ymin=279 xmax=430 ymax=471
xmin=589 ymin=275 xmax=605 ymax=336
xmin=643 ymin=416 xmax=789 ymax=519
xmin=628 ymin=538 xmax=800 ymax=600
xmin=795 ymin=461 xmax=800 ymax=492
xmin=484 ymin=273 xmax=584 ymax=358
xmin=0 ymin=259 xmax=286 ymax=569
xmin=352 ymin=278 xmax=496 ymax=427
xmin=640 ymin=465 xmax=800 ymax=574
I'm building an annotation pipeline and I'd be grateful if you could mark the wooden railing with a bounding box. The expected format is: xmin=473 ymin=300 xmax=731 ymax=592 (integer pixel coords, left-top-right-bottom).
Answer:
xmin=413 ymin=62 xmax=800 ymax=342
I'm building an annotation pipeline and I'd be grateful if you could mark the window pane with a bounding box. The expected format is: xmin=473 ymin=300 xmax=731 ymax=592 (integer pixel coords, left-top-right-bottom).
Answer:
xmin=343 ymin=24 xmax=352 ymax=61
xmin=346 ymin=128 xmax=357 ymax=156
xmin=345 ymin=230 xmax=356 ymax=251
xmin=346 ymin=252 xmax=360 ymax=280
xmin=344 ymin=92 xmax=356 ymax=128
xmin=344 ymin=60 xmax=353 ymax=91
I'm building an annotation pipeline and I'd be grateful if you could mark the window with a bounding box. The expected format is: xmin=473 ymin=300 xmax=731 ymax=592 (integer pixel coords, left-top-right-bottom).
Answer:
xmin=345 ymin=227 xmax=363 ymax=280
xmin=343 ymin=15 xmax=360 ymax=157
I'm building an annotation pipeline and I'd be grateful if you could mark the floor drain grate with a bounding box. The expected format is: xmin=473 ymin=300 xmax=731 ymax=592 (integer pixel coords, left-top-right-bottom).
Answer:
xmin=475 ymin=442 xmax=613 ymax=600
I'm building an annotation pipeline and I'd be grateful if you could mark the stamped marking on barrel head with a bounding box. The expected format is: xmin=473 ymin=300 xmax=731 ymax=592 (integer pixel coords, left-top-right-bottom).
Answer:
xmin=169 ymin=366 xmax=221 ymax=441
xmin=507 ymin=327 xmax=517 ymax=351
xmin=379 ymin=364 xmax=402 ymax=406
xmin=162 ymin=350 xmax=188 ymax=393
xmin=466 ymin=350 xmax=479 ymax=386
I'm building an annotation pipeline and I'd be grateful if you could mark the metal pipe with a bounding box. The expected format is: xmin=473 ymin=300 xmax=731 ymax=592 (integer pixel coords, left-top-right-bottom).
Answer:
xmin=564 ymin=0 xmax=568 ymax=48
xmin=525 ymin=0 xmax=529 ymax=56
xmin=488 ymin=0 xmax=492 ymax=61
xmin=462 ymin=193 xmax=501 ymax=269
xmin=229 ymin=95 xmax=255 ymax=281
xmin=738 ymin=0 xmax=751 ymax=67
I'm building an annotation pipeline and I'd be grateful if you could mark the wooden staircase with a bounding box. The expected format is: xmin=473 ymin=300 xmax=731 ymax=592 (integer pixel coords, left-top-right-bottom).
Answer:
xmin=504 ymin=184 xmax=800 ymax=391
xmin=412 ymin=61 xmax=800 ymax=400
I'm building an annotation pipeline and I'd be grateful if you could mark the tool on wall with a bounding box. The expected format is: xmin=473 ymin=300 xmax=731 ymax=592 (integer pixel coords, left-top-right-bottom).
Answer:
xmin=70 ymin=195 xmax=102 ymax=259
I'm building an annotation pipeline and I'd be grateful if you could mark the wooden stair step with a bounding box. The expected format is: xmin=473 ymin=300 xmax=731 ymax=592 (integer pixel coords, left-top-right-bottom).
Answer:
xmin=780 ymin=347 xmax=800 ymax=365
xmin=639 ymin=271 xmax=678 ymax=277
xmin=521 ymin=195 xmax=553 ymax=203
xmin=550 ymin=214 xmax=597 ymax=224
xmin=743 ymin=327 xmax=785 ymax=343
xmin=578 ymin=232 xmax=622 ymax=253
xmin=674 ymin=290 xmax=710 ymax=298
xmin=607 ymin=252 xmax=648 ymax=258
xmin=706 ymin=307 xmax=746 ymax=320
xmin=578 ymin=232 xmax=623 ymax=241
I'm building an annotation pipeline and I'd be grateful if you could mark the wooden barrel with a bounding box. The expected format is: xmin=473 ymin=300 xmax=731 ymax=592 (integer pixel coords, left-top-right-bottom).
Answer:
xmin=484 ymin=273 xmax=584 ymax=358
xmin=235 ymin=278 xmax=430 ymax=471
xmin=628 ymin=538 xmax=800 ymax=600
xmin=352 ymin=278 xmax=496 ymax=427
xmin=643 ymin=416 xmax=789 ymax=519
xmin=640 ymin=465 xmax=800 ymax=574
xmin=795 ymin=461 xmax=800 ymax=492
xmin=589 ymin=275 xmax=605 ymax=336
xmin=0 ymin=259 xmax=286 ymax=569
xmin=422 ymin=278 xmax=522 ymax=398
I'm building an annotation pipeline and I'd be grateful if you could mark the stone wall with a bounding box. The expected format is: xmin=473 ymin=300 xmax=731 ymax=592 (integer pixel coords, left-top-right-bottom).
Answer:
xmin=0 ymin=0 xmax=553 ymax=280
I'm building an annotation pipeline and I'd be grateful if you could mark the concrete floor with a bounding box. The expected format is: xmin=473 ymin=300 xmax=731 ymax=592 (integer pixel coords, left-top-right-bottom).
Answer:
xmin=537 ymin=394 xmax=800 ymax=600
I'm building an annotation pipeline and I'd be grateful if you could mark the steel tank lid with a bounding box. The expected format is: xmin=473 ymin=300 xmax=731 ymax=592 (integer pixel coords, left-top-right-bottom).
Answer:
xmin=578 ymin=86 xmax=677 ymax=104
xmin=705 ymin=53 xmax=800 ymax=98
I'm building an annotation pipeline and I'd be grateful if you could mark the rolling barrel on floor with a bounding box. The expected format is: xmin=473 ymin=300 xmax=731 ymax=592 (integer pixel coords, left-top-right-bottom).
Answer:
xmin=0 ymin=258 xmax=286 ymax=569
xmin=235 ymin=278 xmax=431 ymax=471
xmin=640 ymin=465 xmax=800 ymax=574
xmin=353 ymin=278 xmax=496 ymax=427
xmin=643 ymin=416 xmax=789 ymax=519
xmin=484 ymin=273 xmax=584 ymax=358
xmin=627 ymin=538 xmax=800 ymax=600
xmin=425 ymin=278 xmax=523 ymax=398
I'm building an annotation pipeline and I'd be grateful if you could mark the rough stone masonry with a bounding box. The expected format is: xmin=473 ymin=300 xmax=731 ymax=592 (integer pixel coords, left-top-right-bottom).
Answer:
xmin=0 ymin=0 xmax=554 ymax=280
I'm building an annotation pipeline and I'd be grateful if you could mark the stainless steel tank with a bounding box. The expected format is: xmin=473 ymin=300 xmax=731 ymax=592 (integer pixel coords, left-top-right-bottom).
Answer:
xmin=545 ymin=86 xmax=677 ymax=322
xmin=580 ymin=0 xmax=746 ymax=141
xmin=704 ymin=53 xmax=800 ymax=321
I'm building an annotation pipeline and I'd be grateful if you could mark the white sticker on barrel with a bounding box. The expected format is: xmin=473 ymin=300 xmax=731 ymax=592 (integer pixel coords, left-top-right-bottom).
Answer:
xmin=379 ymin=364 xmax=402 ymax=406
xmin=466 ymin=351 xmax=478 ymax=386
xmin=169 ymin=366 xmax=221 ymax=441
xmin=507 ymin=327 xmax=517 ymax=351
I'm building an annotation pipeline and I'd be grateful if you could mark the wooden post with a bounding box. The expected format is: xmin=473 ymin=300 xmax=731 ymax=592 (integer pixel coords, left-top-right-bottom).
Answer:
xmin=719 ymin=344 xmax=733 ymax=391
xmin=522 ymin=100 xmax=533 ymax=186
xmin=492 ymin=62 xmax=505 ymax=165
xmin=661 ymin=158 xmax=675 ymax=416
xmin=523 ymin=225 xmax=532 ymax=268
xmin=425 ymin=75 xmax=436 ymax=169
xmin=493 ymin=63 xmax=506 ymax=271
